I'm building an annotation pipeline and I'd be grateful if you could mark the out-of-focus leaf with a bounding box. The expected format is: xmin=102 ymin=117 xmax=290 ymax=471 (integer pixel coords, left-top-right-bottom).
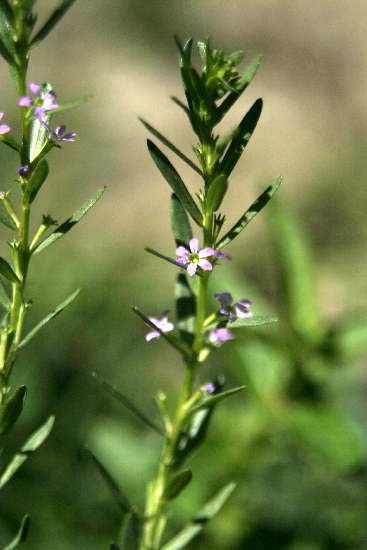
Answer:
xmin=217 ymin=55 xmax=262 ymax=119
xmin=162 ymin=483 xmax=236 ymax=549
xmin=0 ymin=415 xmax=55 ymax=489
xmin=216 ymin=176 xmax=282 ymax=249
xmin=220 ymin=98 xmax=263 ymax=177
xmin=0 ymin=279 xmax=11 ymax=310
xmin=190 ymin=385 xmax=245 ymax=414
xmin=34 ymin=187 xmax=106 ymax=254
xmin=119 ymin=512 xmax=140 ymax=550
xmin=144 ymin=247 xmax=184 ymax=270
xmin=140 ymin=119 xmax=202 ymax=175
xmin=27 ymin=159 xmax=49 ymax=203
xmin=30 ymin=0 xmax=77 ymax=47
xmin=92 ymin=372 xmax=163 ymax=435
xmin=0 ymin=207 xmax=17 ymax=230
xmin=269 ymin=199 xmax=322 ymax=345
xmin=0 ymin=134 xmax=20 ymax=152
xmin=230 ymin=315 xmax=278 ymax=328
xmin=171 ymin=193 xmax=193 ymax=246
xmin=175 ymin=273 xmax=195 ymax=346
xmin=86 ymin=449 xmax=136 ymax=516
xmin=0 ymin=386 xmax=27 ymax=436
xmin=3 ymin=515 xmax=30 ymax=550
xmin=0 ymin=3 xmax=16 ymax=66
xmin=131 ymin=306 xmax=190 ymax=358
xmin=18 ymin=289 xmax=80 ymax=349
xmin=0 ymin=257 xmax=20 ymax=284
xmin=205 ymin=174 xmax=228 ymax=212
xmin=52 ymin=95 xmax=92 ymax=114
xmin=164 ymin=470 xmax=192 ymax=500
xmin=147 ymin=140 xmax=202 ymax=226
xmin=326 ymin=315 xmax=367 ymax=360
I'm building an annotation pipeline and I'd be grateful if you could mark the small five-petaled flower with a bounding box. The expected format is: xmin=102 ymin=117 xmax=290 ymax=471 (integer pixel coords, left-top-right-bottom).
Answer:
xmin=176 ymin=238 xmax=219 ymax=276
xmin=19 ymin=82 xmax=59 ymax=121
xmin=215 ymin=292 xmax=252 ymax=321
xmin=0 ymin=112 xmax=10 ymax=134
xmin=145 ymin=313 xmax=174 ymax=342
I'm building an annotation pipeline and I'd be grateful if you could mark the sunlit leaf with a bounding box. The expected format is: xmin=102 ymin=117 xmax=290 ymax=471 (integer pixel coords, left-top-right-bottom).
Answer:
xmin=34 ymin=187 xmax=106 ymax=254
xmin=0 ymin=416 xmax=55 ymax=489
xmin=18 ymin=289 xmax=80 ymax=349
xmin=216 ymin=176 xmax=282 ymax=248
xmin=29 ymin=116 xmax=49 ymax=163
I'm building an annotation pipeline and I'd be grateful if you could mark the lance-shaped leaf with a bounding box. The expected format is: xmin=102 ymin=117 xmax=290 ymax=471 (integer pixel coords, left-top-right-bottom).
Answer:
xmin=145 ymin=247 xmax=185 ymax=271
xmin=3 ymin=515 xmax=30 ymax=550
xmin=0 ymin=416 xmax=55 ymax=489
xmin=140 ymin=119 xmax=202 ymax=175
xmin=162 ymin=483 xmax=236 ymax=550
xmin=230 ymin=315 xmax=278 ymax=328
xmin=269 ymin=199 xmax=322 ymax=345
xmin=27 ymin=159 xmax=49 ymax=203
xmin=0 ymin=205 xmax=17 ymax=231
xmin=175 ymin=273 xmax=195 ymax=346
xmin=164 ymin=470 xmax=192 ymax=500
xmin=0 ymin=134 xmax=21 ymax=153
xmin=34 ymin=187 xmax=106 ymax=254
xmin=0 ymin=257 xmax=20 ymax=284
xmin=132 ymin=306 xmax=190 ymax=358
xmin=216 ymin=55 xmax=262 ymax=120
xmin=190 ymin=385 xmax=246 ymax=414
xmin=0 ymin=2 xmax=16 ymax=66
xmin=29 ymin=116 xmax=50 ymax=164
xmin=86 ymin=449 xmax=137 ymax=516
xmin=0 ymin=386 xmax=27 ymax=436
xmin=18 ymin=289 xmax=80 ymax=349
xmin=30 ymin=0 xmax=77 ymax=47
xmin=205 ymin=174 xmax=228 ymax=212
xmin=0 ymin=279 xmax=11 ymax=310
xmin=171 ymin=193 xmax=192 ymax=246
xmin=220 ymin=98 xmax=263 ymax=177
xmin=92 ymin=372 xmax=163 ymax=435
xmin=147 ymin=140 xmax=202 ymax=226
xmin=216 ymin=176 xmax=282 ymax=248
xmin=171 ymin=96 xmax=190 ymax=117
xmin=52 ymin=95 xmax=92 ymax=114
xmin=118 ymin=513 xmax=140 ymax=550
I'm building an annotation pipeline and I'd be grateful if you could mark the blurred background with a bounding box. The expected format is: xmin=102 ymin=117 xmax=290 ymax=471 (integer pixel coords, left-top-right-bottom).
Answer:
xmin=0 ymin=1 xmax=366 ymax=548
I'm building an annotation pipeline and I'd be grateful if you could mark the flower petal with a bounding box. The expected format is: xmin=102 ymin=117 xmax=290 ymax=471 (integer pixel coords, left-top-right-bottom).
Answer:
xmin=199 ymin=247 xmax=215 ymax=258
xmin=0 ymin=124 xmax=10 ymax=135
xmin=145 ymin=330 xmax=160 ymax=342
xmin=176 ymin=245 xmax=189 ymax=257
xmin=29 ymin=82 xmax=41 ymax=94
xmin=187 ymin=262 xmax=198 ymax=276
xmin=214 ymin=292 xmax=233 ymax=306
xmin=189 ymin=238 xmax=199 ymax=253
xmin=198 ymin=259 xmax=212 ymax=271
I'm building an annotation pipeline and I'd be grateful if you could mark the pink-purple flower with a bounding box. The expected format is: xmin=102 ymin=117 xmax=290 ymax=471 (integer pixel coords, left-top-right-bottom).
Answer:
xmin=176 ymin=238 xmax=216 ymax=277
xmin=202 ymin=382 xmax=215 ymax=394
xmin=215 ymin=292 xmax=252 ymax=322
xmin=208 ymin=327 xmax=234 ymax=345
xmin=145 ymin=312 xmax=174 ymax=342
xmin=51 ymin=125 xmax=77 ymax=142
xmin=18 ymin=82 xmax=59 ymax=121
xmin=0 ymin=112 xmax=10 ymax=134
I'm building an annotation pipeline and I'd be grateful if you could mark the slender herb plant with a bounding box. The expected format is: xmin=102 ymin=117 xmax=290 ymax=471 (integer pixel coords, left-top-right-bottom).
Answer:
xmin=0 ymin=1 xmax=103 ymax=545
xmin=93 ymin=38 xmax=281 ymax=550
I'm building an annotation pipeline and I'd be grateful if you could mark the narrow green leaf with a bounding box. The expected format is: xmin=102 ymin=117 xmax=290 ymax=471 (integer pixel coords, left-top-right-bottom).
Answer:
xmin=170 ymin=96 xmax=190 ymax=116
xmin=220 ymin=98 xmax=263 ymax=177
xmin=171 ymin=193 xmax=192 ymax=246
xmin=0 ymin=3 xmax=16 ymax=66
xmin=0 ymin=207 xmax=17 ymax=231
xmin=119 ymin=513 xmax=140 ymax=550
xmin=147 ymin=140 xmax=202 ymax=226
xmin=52 ymin=94 xmax=92 ymax=114
xmin=164 ymin=470 xmax=192 ymax=500
xmin=86 ymin=449 xmax=136 ymax=516
xmin=131 ymin=306 xmax=190 ymax=358
xmin=30 ymin=0 xmax=77 ymax=47
xmin=18 ymin=289 xmax=80 ymax=349
xmin=29 ymin=117 xmax=49 ymax=163
xmin=0 ymin=37 xmax=14 ymax=66
xmin=190 ymin=386 xmax=245 ymax=414
xmin=140 ymin=119 xmax=202 ymax=175
xmin=327 ymin=315 xmax=367 ymax=360
xmin=0 ymin=134 xmax=21 ymax=152
xmin=0 ymin=257 xmax=20 ymax=284
xmin=216 ymin=176 xmax=282 ymax=248
xmin=217 ymin=55 xmax=262 ymax=120
xmin=3 ymin=515 xmax=30 ymax=550
xmin=92 ymin=372 xmax=163 ymax=435
xmin=34 ymin=187 xmax=106 ymax=254
xmin=175 ymin=273 xmax=195 ymax=346
xmin=0 ymin=279 xmax=11 ymax=310
xmin=205 ymin=174 xmax=228 ymax=212
xmin=230 ymin=315 xmax=278 ymax=328
xmin=28 ymin=159 xmax=49 ymax=203
xmin=269 ymin=199 xmax=322 ymax=344
xmin=144 ymin=247 xmax=184 ymax=270
xmin=162 ymin=483 xmax=236 ymax=550
xmin=0 ymin=386 xmax=27 ymax=436
xmin=0 ymin=416 xmax=55 ymax=489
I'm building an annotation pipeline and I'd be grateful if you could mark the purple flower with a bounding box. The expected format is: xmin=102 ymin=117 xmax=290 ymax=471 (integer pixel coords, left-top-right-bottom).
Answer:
xmin=51 ymin=125 xmax=77 ymax=142
xmin=0 ymin=112 xmax=10 ymax=134
xmin=202 ymin=382 xmax=215 ymax=394
xmin=145 ymin=312 xmax=174 ymax=342
xmin=176 ymin=238 xmax=216 ymax=277
xmin=215 ymin=292 xmax=252 ymax=322
xmin=18 ymin=82 xmax=59 ymax=121
xmin=18 ymin=165 xmax=29 ymax=176
xmin=208 ymin=327 xmax=234 ymax=345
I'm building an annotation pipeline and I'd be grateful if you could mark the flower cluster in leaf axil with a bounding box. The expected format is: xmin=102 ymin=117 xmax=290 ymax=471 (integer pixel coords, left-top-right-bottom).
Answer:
xmin=19 ymin=82 xmax=76 ymax=142
xmin=0 ymin=112 xmax=10 ymax=135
